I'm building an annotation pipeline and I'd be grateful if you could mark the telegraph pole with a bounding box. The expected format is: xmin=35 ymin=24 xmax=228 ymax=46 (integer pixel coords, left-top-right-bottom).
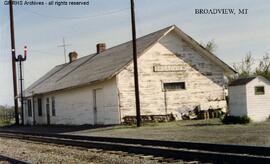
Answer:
xmin=9 ymin=0 xmax=19 ymax=125
xmin=130 ymin=0 xmax=141 ymax=127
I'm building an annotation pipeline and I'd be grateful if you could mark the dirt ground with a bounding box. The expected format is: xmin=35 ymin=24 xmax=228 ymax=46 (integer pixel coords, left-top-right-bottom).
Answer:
xmin=0 ymin=137 xmax=165 ymax=164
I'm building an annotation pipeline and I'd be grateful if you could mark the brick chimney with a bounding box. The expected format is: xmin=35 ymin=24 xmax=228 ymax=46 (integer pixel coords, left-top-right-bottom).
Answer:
xmin=68 ymin=51 xmax=78 ymax=63
xmin=96 ymin=43 xmax=106 ymax=54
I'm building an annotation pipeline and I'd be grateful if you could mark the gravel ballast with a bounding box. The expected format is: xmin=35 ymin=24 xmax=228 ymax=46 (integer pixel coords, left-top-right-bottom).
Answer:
xmin=0 ymin=137 xmax=168 ymax=164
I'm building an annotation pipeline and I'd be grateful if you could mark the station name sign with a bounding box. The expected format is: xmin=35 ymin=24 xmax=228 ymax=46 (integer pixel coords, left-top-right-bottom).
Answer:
xmin=153 ymin=65 xmax=186 ymax=72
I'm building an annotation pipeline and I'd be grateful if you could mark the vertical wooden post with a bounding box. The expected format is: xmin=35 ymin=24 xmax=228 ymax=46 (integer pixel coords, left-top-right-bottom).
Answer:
xmin=130 ymin=0 xmax=141 ymax=127
xmin=9 ymin=0 xmax=19 ymax=125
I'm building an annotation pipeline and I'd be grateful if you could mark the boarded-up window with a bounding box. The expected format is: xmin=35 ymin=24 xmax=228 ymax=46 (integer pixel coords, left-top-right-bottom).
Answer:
xmin=163 ymin=82 xmax=186 ymax=91
xmin=38 ymin=98 xmax=42 ymax=116
xmin=255 ymin=86 xmax=265 ymax=95
xmin=51 ymin=96 xmax=56 ymax=116
xmin=27 ymin=99 xmax=32 ymax=117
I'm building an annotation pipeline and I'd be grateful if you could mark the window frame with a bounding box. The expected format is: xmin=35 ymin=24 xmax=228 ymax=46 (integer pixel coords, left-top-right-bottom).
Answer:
xmin=163 ymin=82 xmax=186 ymax=91
xmin=27 ymin=99 xmax=32 ymax=117
xmin=46 ymin=98 xmax=50 ymax=111
xmin=37 ymin=98 xmax=42 ymax=116
xmin=51 ymin=96 xmax=56 ymax=116
xmin=255 ymin=86 xmax=265 ymax=95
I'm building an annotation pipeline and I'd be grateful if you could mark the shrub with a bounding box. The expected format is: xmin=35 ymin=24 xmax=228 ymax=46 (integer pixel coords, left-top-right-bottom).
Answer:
xmin=221 ymin=115 xmax=251 ymax=124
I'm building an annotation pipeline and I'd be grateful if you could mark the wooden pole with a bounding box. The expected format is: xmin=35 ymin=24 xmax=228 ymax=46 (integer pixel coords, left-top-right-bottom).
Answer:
xmin=9 ymin=0 xmax=19 ymax=125
xmin=130 ymin=0 xmax=141 ymax=127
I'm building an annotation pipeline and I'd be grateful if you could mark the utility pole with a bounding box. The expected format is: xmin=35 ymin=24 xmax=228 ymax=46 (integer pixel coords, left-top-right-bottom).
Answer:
xmin=15 ymin=46 xmax=27 ymax=125
xmin=130 ymin=0 xmax=141 ymax=127
xmin=58 ymin=38 xmax=71 ymax=63
xmin=9 ymin=0 xmax=19 ymax=125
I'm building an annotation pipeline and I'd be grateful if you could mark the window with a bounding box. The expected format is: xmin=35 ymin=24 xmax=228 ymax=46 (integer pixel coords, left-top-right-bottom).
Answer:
xmin=27 ymin=99 xmax=32 ymax=117
xmin=46 ymin=98 xmax=50 ymax=116
xmin=163 ymin=82 xmax=186 ymax=91
xmin=255 ymin=86 xmax=265 ymax=95
xmin=38 ymin=98 xmax=42 ymax=116
xmin=51 ymin=96 xmax=56 ymax=116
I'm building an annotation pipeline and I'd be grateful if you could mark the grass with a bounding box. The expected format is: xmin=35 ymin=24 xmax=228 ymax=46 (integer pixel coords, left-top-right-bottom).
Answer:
xmin=0 ymin=120 xmax=14 ymax=127
xmin=74 ymin=119 xmax=270 ymax=146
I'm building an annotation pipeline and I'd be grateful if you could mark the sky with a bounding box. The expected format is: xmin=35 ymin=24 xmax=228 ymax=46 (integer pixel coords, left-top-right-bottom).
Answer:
xmin=1 ymin=0 xmax=270 ymax=106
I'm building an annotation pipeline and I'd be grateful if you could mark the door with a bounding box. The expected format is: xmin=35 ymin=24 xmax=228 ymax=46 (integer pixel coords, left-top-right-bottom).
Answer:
xmin=93 ymin=89 xmax=104 ymax=125
xmin=46 ymin=98 xmax=50 ymax=125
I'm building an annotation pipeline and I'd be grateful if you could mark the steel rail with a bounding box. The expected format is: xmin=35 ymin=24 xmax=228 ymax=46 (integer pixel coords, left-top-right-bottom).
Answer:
xmin=0 ymin=130 xmax=269 ymax=156
xmin=0 ymin=132 xmax=269 ymax=163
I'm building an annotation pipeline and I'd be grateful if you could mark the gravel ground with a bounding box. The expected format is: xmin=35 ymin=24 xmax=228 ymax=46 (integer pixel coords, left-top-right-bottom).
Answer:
xmin=0 ymin=137 xmax=181 ymax=164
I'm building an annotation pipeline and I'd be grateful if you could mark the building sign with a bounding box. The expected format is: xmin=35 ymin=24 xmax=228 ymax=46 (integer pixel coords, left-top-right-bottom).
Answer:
xmin=153 ymin=65 xmax=186 ymax=72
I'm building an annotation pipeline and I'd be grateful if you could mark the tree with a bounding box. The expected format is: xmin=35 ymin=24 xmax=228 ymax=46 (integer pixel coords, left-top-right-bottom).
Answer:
xmin=233 ymin=52 xmax=254 ymax=78
xmin=255 ymin=53 xmax=270 ymax=80
xmin=202 ymin=40 xmax=217 ymax=53
xmin=232 ymin=52 xmax=270 ymax=81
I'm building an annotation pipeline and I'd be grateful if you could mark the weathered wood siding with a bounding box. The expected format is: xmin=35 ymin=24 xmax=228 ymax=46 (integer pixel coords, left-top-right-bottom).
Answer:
xmin=246 ymin=78 xmax=270 ymax=121
xmin=24 ymin=97 xmax=35 ymax=125
xmin=228 ymin=85 xmax=247 ymax=116
xmin=117 ymin=31 xmax=227 ymax=120
xmin=25 ymin=77 xmax=120 ymax=125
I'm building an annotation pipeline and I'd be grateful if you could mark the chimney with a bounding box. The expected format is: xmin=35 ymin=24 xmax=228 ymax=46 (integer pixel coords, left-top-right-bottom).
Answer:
xmin=68 ymin=51 xmax=78 ymax=63
xmin=96 ymin=43 xmax=106 ymax=54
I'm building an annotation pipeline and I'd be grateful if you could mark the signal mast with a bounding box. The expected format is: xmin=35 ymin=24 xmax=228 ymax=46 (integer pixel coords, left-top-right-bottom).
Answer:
xmin=15 ymin=46 xmax=27 ymax=125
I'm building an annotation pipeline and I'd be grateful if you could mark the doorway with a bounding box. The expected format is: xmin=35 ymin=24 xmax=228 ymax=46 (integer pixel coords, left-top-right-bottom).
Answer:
xmin=93 ymin=89 xmax=104 ymax=125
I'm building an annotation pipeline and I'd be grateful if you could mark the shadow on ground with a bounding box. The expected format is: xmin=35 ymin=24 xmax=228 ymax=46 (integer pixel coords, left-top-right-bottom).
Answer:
xmin=0 ymin=155 xmax=29 ymax=164
xmin=185 ymin=123 xmax=222 ymax=127
xmin=0 ymin=124 xmax=116 ymax=134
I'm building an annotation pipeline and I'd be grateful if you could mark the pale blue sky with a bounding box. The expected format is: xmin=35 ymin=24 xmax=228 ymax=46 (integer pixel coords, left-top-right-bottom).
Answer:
xmin=1 ymin=0 xmax=270 ymax=105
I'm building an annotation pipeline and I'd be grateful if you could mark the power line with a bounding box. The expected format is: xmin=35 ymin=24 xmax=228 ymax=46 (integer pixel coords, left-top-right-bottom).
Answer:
xmin=19 ymin=7 xmax=129 ymax=20
xmin=30 ymin=49 xmax=59 ymax=56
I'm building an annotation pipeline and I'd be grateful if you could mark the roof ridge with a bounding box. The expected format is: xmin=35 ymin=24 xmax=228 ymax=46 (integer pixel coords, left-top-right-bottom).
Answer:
xmin=96 ymin=25 xmax=174 ymax=55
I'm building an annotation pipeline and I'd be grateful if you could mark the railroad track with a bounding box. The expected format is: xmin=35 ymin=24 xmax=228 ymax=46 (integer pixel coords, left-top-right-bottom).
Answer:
xmin=0 ymin=130 xmax=269 ymax=163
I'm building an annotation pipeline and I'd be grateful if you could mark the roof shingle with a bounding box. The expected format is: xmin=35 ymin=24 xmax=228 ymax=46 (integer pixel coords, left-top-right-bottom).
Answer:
xmin=229 ymin=76 xmax=257 ymax=86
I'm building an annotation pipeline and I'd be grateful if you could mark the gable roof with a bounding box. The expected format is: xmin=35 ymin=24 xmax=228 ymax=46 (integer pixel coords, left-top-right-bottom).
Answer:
xmin=229 ymin=76 xmax=270 ymax=86
xmin=25 ymin=25 xmax=235 ymax=97
xmin=229 ymin=76 xmax=257 ymax=86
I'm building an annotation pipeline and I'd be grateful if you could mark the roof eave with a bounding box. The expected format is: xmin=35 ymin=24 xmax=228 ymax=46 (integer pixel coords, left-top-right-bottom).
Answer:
xmin=172 ymin=26 xmax=236 ymax=76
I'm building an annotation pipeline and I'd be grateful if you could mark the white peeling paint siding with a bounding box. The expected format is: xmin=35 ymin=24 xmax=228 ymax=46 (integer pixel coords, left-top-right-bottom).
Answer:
xmin=24 ymin=97 xmax=34 ymax=125
xmin=25 ymin=77 xmax=120 ymax=125
xmin=117 ymin=31 xmax=227 ymax=120
xmin=246 ymin=78 xmax=270 ymax=122
xmin=228 ymin=85 xmax=247 ymax=116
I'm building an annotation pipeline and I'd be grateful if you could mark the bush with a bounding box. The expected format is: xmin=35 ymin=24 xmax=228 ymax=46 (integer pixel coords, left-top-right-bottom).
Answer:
xmin=221 ymin=115 xmax=251 ymax=124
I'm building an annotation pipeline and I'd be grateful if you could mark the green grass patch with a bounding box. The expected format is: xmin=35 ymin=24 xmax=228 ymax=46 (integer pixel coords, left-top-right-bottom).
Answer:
xmin=0 ymin=120 xmax=14 ymax=127
xmin=78 ymin=118 xmax=270 ymax=146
